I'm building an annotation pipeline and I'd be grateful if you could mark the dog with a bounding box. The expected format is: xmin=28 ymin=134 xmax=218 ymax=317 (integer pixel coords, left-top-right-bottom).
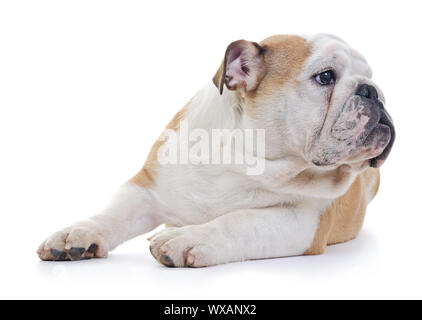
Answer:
xmin=37 ymin=34 xmax=395 ymax=267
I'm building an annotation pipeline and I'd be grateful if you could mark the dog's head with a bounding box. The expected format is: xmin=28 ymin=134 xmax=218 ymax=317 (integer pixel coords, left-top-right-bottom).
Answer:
xmin=213 ymin=34 xmax=395 ymax=169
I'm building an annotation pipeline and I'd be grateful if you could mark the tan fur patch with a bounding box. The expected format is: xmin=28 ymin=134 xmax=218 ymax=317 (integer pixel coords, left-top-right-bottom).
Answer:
xmin=130 ymin=101 xmax=190 ymax=187
xmin=304 ymin=168 xmax=380 ymax=255
xmin=243 ymin=35 xmax=310 ymax=116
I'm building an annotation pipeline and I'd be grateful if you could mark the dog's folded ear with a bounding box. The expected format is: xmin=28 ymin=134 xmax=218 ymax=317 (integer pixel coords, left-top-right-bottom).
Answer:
xmin=213 ymin=40 xmax=266 ymax=95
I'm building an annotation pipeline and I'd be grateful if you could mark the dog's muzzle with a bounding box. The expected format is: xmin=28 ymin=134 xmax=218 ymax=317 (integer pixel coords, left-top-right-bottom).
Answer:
xmin=354 ymin=84 xmax=396 ymax=168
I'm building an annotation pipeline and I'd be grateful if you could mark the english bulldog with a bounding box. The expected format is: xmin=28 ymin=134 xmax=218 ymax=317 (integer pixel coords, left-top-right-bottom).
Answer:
xmin=37 ymin=34 xmax=395 ymax=267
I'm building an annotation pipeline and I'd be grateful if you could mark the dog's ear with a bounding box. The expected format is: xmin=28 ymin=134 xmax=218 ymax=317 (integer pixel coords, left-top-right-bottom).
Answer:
xmin=213 ymin=40 xmax=266 ymax=95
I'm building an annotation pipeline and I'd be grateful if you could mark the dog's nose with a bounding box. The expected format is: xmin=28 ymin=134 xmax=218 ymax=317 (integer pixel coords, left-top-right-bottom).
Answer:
xmin=355 ymin=84 xmax=379 ymax=101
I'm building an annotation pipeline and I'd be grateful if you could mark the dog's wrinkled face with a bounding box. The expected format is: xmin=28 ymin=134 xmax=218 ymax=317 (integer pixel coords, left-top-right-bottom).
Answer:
xmin=296 ymin=34 xmax=395 ymax=169
xmin=214 ymin=34 xmax=395 ymax=169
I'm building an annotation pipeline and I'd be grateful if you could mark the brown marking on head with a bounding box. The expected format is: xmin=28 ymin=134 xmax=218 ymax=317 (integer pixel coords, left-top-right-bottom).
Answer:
xmin=130 ymin=101 xmax=190 ymax=187
xmin=244 ymin=35 xmax=310 ymax=116
xmin=304 ymin=168 xmax=380 ymax=255
xmin=259 ymin=35 xmax=310 ymax=88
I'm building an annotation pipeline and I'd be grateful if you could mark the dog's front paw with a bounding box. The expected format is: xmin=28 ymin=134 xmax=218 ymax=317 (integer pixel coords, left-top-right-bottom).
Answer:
xmin=37 ymin=221 xmax=109 ymax=261
xmin=149 ymin=226 xmax=223 ymax=268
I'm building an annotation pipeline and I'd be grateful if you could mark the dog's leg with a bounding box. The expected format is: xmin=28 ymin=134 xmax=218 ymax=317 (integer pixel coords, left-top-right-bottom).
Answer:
xmin=149 ymin=205 xmax=325 ymax=267
xmin=37 ymin=183 xmax=164 ymax=261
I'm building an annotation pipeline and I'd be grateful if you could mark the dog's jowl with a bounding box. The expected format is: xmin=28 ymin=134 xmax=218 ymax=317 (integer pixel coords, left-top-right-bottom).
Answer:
xmin=38 ymin=34 xmax=395 ymax=267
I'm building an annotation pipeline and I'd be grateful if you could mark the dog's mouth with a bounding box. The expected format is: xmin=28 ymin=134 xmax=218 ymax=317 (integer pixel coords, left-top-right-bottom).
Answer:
xmin=309 ymin=95 xmax=395 ymax=169
xmin=368 ymin=107 xmax=396 ymax=168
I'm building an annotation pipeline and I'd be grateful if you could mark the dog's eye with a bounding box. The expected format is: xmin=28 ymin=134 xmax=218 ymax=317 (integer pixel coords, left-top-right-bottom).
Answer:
xmin=314 ymin=70 xmax=336 ymax=85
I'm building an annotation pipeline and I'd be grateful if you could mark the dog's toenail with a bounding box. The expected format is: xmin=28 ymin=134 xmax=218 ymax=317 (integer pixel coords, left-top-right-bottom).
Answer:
xmin=87 ymin=244 xmax=98 ymax=254
xmin=70 ymin=247 xmax=85 ymax=259
xmin=50 ymin=249 xmax=67 ymax=261
xmin=160 ymin=254 xmax=175 ymax=267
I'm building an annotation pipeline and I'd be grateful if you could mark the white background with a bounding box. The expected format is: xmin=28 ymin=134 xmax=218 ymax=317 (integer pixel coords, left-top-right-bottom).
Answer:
xmin=0 ymin=0 xmax=421 ymax=299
